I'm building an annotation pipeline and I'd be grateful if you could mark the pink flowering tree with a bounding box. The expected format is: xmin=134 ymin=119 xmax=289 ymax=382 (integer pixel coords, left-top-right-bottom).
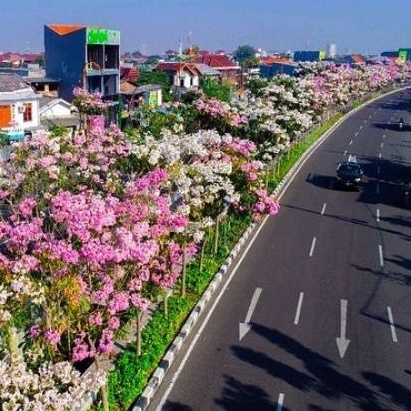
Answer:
xmin=0 ymin=104 xmax=196 ymax=408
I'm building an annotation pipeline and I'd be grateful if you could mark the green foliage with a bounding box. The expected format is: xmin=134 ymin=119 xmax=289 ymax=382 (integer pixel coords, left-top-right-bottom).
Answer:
xmin=200 ymin=78 xmax=232 ymax=102
xmin=233 ymin=44 xmax=257 ymax=66
xmin=49 ymin=125 xmax=69 ymax=137
xmin=0 ymin=131 xmax=10 ymax=147
xmin=106 ymin=296 xmax=194 ymax=409
xmin=246 ymin=77 xmax=269 ymax=97
xmin=137 ymin=71 xmax=171 ymax=92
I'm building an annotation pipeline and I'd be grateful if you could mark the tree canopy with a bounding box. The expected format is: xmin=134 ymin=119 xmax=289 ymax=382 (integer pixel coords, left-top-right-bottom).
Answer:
xmin=233 ymin=44 xmax=257 ymax=66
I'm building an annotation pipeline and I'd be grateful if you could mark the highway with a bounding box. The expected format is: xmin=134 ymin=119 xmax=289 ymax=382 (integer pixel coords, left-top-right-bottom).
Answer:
xmin=146 ymin=90 xmax=411 ymax=411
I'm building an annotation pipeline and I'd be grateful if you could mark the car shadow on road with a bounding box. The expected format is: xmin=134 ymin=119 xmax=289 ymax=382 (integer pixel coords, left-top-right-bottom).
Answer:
xmin=371 ymin=122 xmax=411 ymax=133
xmin=228 ymin=324 xmax=411 ymax=410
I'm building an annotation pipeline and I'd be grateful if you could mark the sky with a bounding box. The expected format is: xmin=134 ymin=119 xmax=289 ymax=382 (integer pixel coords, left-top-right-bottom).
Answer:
xmin=1 ymin=0 xmax=410 ymax=56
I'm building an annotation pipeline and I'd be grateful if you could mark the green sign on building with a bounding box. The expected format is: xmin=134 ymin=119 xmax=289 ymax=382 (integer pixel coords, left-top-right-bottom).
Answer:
xmin=398 ymin=49 xmax=408 ymax=62
xmin=87 ymin=28 xmax=120 ymax=45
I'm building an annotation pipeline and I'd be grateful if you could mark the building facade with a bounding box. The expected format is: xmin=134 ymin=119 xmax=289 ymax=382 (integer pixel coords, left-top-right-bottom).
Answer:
xmin=44 ymin=24 xmax=120 ymax=121
xmin=0 ymin=73 xmax=41 ymax=140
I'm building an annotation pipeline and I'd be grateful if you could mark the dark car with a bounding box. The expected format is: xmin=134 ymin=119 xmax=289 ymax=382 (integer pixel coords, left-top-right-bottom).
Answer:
xmin=336 ymin=157 xmax=363 ymax=190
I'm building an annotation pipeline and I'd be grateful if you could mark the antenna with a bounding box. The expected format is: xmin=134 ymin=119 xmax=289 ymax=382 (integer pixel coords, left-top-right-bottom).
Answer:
xmin=188 ymin=31 xmax=192 ymax=49
xmin=178 ymin=38 xmax=182 ymax=56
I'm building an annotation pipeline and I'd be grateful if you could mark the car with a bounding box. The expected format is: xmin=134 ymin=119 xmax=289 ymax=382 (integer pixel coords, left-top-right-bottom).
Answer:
xmin=336 ymin=156 xmax=363 ymax=190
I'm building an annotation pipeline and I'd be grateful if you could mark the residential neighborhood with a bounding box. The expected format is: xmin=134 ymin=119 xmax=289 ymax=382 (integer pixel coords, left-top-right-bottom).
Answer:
xmin=1 ymin=23 xmax=410 ymax=143
xmin=2 ymin=17 xmax=411 ymax=411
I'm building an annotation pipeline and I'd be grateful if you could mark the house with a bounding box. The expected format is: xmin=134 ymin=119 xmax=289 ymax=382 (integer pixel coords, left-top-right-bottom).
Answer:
xmin=193 ymin=63 xmax=221 ymax=79
xmin=120 ymin=65 xmax=139 ymax=83
xmin=44 ymin=24 xmax=120 ymax=123
xmin=0 ymin=73 xmax=41 ymax=140
xmin=154 ymin=62 xmax=201 ymax=98
xmin=120 ymin=82 xmax=162 ymax=110
xmin=260 ymin=61 xmax=299 ymax=78
xmin=335 ymin=54 xmax=366 ymax=66
xmin=194 ymin=54 xmax=241 ymax=85
xmin=119 ymin=81 xmax=162 ymax=128
xmin=26 ymin=76 xmax=60 ymax=97
xmin=39 ymin=96 xmax=80 ymax=132
xmin=293 ymin=50 xmax=326 ymax=62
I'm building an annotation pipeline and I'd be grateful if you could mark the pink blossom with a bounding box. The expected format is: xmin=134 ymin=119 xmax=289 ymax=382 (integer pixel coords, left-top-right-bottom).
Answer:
xmin=28 ymin=325 xmax=41 ymax=339
xmin=108 ymin=316 xmax=120 ymax=330
xmin=98 ymin=329 xmax=114 ymax=353
xmin=44 ymin=329 xmax=61 ymax=346
xmin=107 ymin=291 xmax=129 ymax=314
xmin=130 ymin=293 xmax=150 ymax=311
xmin=88 ymin=312 xmax=104 ymax=326
xmin=72 ymin=335 xmax=95 ymax=362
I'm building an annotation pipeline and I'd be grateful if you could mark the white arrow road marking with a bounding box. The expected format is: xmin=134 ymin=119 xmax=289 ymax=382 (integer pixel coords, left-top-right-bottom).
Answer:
xmin=276 ymin=393 xmax=285 ymax=411
xmin=379 ymin=245 xmax=384 ymax=267
xmin=294 ymin=292 xmax=304 ymax=325
xmin=387 ymin=306 xmax=398 ymax=343
xmin=239 ymin=287 xmax=262 ymax=341
xmin=336 ymin=299 xmax=351 ymax=358
xmin=309 ymin=237 xmax=317 ymax=257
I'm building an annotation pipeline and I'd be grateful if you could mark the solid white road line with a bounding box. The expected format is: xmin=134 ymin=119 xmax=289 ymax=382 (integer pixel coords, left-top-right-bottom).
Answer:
xmin=387 ymin=306 xmax=398 ymax=343
xmin=276 ymin=393 xmax=285 ymax=411
xmin=376 ymin=208 xmax=380 ymax=223
xmin=321 ymin=203 xmax=327 ymax=215
xmin=294 ymin=292 xmax=304 ymax=325
xmin=155 ymin=212 xmax=271 ymax=410
xmin=309 ymin=237 xmax=317 ymax=257
xmin=378 ymin=245 xmax=384 ymax=267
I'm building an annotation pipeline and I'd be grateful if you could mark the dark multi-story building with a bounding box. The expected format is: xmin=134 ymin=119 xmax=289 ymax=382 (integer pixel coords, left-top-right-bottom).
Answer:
xmin=44 ymin=24 xmax=120 ymax=121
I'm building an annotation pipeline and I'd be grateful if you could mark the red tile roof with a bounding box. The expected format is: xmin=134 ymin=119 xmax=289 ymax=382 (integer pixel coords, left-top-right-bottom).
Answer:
xmin=260 ymin=56 xmax=292 ymax=65
xmin=155 ymin=62 xmax=200 ymax=75
xmin=120 ymin=67 xmax=139 ymax=82
xmin=195 ymin=54 xmax=240 ymax=69
xmin=47 ymin=24 xmax=85 ymax=35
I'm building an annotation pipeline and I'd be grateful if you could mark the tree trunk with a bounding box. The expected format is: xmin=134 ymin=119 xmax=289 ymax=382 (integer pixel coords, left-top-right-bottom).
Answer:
xmin=136 ymin=311 xmax=142 ymax=356
xmin=95 ymin=356 xmax=110 ymax=411
xmin=181 ymin=249 xmax=186 ymax=297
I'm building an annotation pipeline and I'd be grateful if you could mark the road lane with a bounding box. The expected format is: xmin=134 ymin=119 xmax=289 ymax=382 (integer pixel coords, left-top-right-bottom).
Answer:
xmin=147 ymin=91 xmax=411 ymax=411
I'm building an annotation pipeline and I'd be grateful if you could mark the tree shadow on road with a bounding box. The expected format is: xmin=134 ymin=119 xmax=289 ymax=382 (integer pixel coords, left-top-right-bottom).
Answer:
xmin=228 ymin=324 xmax=409 ymax=410
xmin=214 ymin=375 xmax=281 ymax=411
xmin=161 ymin=402 xmax=193 ymax=411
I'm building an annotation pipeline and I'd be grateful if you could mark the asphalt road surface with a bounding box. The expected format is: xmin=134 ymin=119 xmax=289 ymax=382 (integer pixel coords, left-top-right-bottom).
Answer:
xmin=146 ymin=90 xmax=411 ymax=411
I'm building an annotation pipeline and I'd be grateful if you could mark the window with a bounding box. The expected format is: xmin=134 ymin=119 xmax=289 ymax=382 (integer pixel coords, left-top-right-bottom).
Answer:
xmin=23 ymin=103 xmax=32 ymax=122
